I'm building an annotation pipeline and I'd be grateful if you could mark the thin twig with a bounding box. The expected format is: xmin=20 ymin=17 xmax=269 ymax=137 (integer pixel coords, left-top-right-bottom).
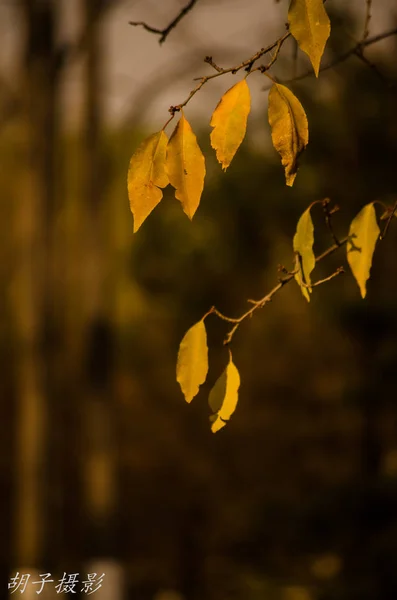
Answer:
xmin=311 ymin=266 xmax=344 ymax=287
xmin=250 ymin=36 xmax=286 ymax=75
xmin=315 ymin=237 xmax=348 ymax=263
xmin=322 ymin=198 xmax=341 ymax=246
xmin=204 ymin=56 xmax=223 ymax=73
xmin=354 ymin=46 xmax=388 ymax=84
xmin=381 ymin=198 xmax=397 ymax=239
xmin=168 ymin=31 xmax=290 ymax=116
xmin=207 ymin=235 xmax=350 ymax=345
xmin=265 ymin=27 xmax=397 ymax=88
xmin=363 ymin=0 xmax=372 ymax=40
xmin=202 ymin=193 xmax=396 ymax=344
xmin=162 ymin=113 xmax=175 ymax=130
xmin=130 ymin=0 xmax=198 ymax=44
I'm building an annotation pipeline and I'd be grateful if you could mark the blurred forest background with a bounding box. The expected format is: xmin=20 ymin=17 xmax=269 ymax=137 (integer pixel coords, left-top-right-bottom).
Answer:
xmin=1 ymin=0 xmax=397 ymax=599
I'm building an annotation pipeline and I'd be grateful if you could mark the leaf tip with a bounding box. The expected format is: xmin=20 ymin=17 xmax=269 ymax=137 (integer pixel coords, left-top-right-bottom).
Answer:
xmin=210 ymin=415 xmax=226 ymax=434
xmin=132 ymin=217 xmax=142 ymax=234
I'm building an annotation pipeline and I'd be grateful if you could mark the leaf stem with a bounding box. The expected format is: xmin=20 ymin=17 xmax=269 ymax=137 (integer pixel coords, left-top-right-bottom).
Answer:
xmin=162 ymin=114 xmax=175 ymax=130
xmin=380 ymin=198 xmax=397 ymax=240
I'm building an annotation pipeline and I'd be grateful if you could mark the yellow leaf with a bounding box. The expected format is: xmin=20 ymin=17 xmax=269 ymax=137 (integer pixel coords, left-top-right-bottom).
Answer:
xmin=176 ymin=320 xmax=208 ymax=403
xmin=293 ymin=206 xmax=315 ymax=302
xmin=347 ymin=203 xmax=380 ymax=299
xmin=209 ymin=352 xmax=240 ymax=433
xmin=210 ymin=79 xmax=251 ymax=170
xmin=127 ymin=130 xmax=169 ymax=233
xmin=268 ymin=83 xmax=308 ymax=186
xmin=288 ymin=0 xmax=331 ymax=77
xmin=166 ymin=114 xmax=206 ymax=219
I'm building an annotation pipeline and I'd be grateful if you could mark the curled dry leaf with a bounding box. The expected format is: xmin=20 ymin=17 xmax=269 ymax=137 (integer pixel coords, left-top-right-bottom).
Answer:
xmin=293 ymin=206 xmax=315 ymax=301
xmin=209 ymin=352 xmax=240 ymax=433
xmin=268 ymin=83 xmax=308 ymax=186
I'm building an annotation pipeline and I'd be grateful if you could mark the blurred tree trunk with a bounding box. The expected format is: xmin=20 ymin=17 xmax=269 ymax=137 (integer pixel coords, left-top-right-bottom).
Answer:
xmin=179 ymin=503 xmax=208 ymax=600
xmin=12 ymin=0 xmax=60 ymax=572
xmin=339 ymin=306 xmax=388 ymax=599
xmin=80 ymin=2 xmax=120 ymax=593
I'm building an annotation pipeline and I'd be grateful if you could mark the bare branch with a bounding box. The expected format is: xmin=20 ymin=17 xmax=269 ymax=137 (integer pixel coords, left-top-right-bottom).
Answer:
xmin=353 ymin=46 xmax=389 ymax=85
xmin=129 ymin=0 xmax=198 ymax=45
xmin=210 ymin=195 xmax=397 ymax=342
xmin=168 ymin=30 xmax=290 ymax=116
xmin=206 ymin=231 xmax=351 ymax=345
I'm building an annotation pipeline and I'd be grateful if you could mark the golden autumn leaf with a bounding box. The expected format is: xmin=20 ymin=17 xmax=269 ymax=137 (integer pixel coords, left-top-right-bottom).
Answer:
xmin=293 ymin=206 xmax=315 ymax=302
xmin=209 ymin=352 xmax=240 ymax=433
xmin=347 ymin=203 xmax=380 ymax=299
xmin=268 ymin=83 xmax=308 ymax=186
xmin=210 ymin=79 xmax=251 ymax=170
xmin=127 ymin=130 xmax=169 ymax=233
xmin=176 ymin=320 xmax=208 ymax=403
xmin=166 ymin=114 xmax=206 ymax=220
xmin=288 ymin=0 xmax=331 ymax=77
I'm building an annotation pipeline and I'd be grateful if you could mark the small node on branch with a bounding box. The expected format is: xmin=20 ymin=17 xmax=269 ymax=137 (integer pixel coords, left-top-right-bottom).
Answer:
xmin=204 ymin=56 xmax=222 ymax=72
xmin=277 ymin=264 xmax=292 ymax=276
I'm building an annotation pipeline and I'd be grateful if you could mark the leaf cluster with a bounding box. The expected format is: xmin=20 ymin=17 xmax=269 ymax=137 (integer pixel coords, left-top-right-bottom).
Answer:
xmin=128 ymin=0 xmax=333 ymax=231
xmin=126 ymin=0 xmax=397 ymax=432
